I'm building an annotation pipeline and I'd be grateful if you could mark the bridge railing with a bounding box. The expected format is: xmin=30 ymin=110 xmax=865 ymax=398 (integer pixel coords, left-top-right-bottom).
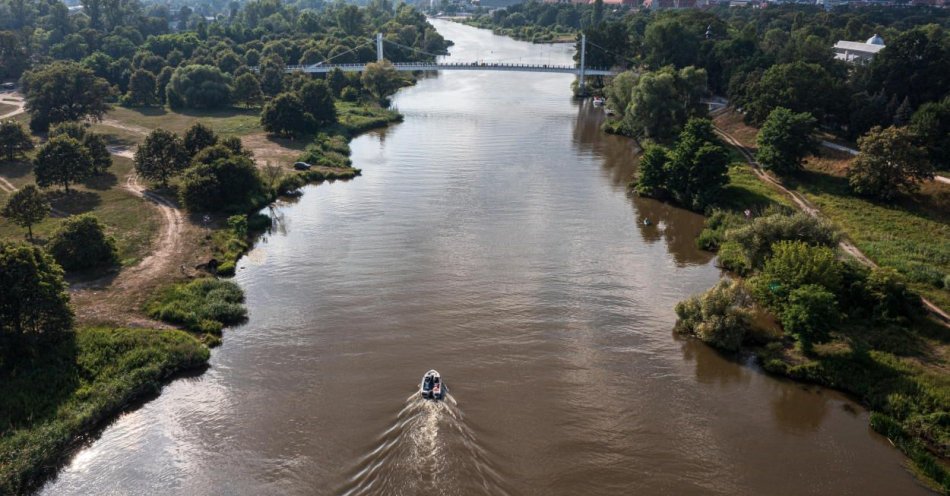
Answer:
xmin=284 ymin=62 xmax=615 ymax=73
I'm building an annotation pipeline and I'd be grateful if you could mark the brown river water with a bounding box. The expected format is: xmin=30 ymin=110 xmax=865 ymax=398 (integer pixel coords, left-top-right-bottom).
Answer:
xmin=40 ymin=20 xmax=932 ymax=496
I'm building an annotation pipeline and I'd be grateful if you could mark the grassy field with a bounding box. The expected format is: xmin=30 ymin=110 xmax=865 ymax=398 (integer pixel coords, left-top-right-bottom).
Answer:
xmin=0 ymin=156 xmax=161 ymax=267
xmin=713 ymin=111 xmax=950 ymax=313
xmin=0 ymin=101 xmax=16 ymax=115
xmin=0 ymin=327 xmax=209 ymax=495
xmin=105 ymin=106 xmax=262 ymax=138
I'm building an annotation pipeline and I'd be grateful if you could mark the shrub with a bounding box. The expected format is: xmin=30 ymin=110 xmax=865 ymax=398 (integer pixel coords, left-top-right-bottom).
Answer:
xmin=752 ymin=240 xmax=842 ymax=309
xmin=716 ymin=240 xmax=752 ymax=274
xmin=726 ymin=212 xmax=839 ymax=270
xmin=178 ymin=155 xmax=266 ymax=212
xmin=675 ymin=279 xmax=752 ymax=351
xmin=145 ymin=278 xmax=246 ymax=334
xmin=46 ymin=214 xmax=118 ymax=272
xmin=166 ymin=64 xmax=232 ymax=109
xmin=0 ymin=242 xmax=73 ymax=340
xmin=780 ymin=284 xmax=838 ymax=353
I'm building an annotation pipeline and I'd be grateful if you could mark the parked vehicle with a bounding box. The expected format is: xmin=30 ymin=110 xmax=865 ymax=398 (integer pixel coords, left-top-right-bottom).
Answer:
xmin=293 ymin=162 xmax=312 ymax=171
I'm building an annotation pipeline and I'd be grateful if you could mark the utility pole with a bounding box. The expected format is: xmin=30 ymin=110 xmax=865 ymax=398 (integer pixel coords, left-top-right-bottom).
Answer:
xmin=578 ymin=33 xmax=587 ymax=96
xmin=376 ymin=33 xmax=384 ymax=62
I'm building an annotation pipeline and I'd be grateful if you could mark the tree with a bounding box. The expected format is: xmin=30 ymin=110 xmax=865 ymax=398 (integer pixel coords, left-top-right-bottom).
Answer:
xmin=848 ymin=126 xmax=933 ymax=200
xmin=0 ymin=241 xmax=73 ymax=338
xmin=166 ymin=64 xmax=233 ymax=109
xmin=261 ymin=93 xmax=314 ymax=138
xmin=361 ymin=60 xmax=402 ymax=101
xmin=910 ymin=97 xmax=950 ymax=169
xmin=134 ymin=129 xmax=189 ymax=188
xmin=626 ymin=66 xmax=708 ymax=142
xmin=756 ymin=108 xmax=818 ymax=175
xmin=47 ymin=214 xmax=119 ymax=271
xmin=179 ymin=155 xmax=265 ymax=212
xmin=743 ymin=62 xmax=846 ymax=126
xmin=125 ymin=69 xmax=158 ymax=106
xmin=49 ymin=122 xmax=112 ymax=174
xmin=665 ymin=119 xmax=731 ymax=211
xmin=604 ymin=71 xmax=638 ymax=122
xmin=642 ymin=18 xmax=700 ymax=69
xmin=869 ymin=26 xmax=950 ymax=109
xmin=634 ymin=144 xmax=670 ymax=198
xmin=33 ymin=136 xmax=94 ymax=193
xmin=753 ymin=240 xmax=843 ymax=309
xmin=19 ymin=61 xmax=112 ymax=133
xmin=299 ymin=80 xmax=337 ymax=126
xmin=2 ymin=185 xmax=50 ymax=240
xmin=780 ymin=284 xmax=838 ymax=353
xmin=0 ymin=120 xmax=33 ymax=162
xmin=183 ymin=122 xmax=218 ymax=158
xmin=232 ymin=73 xmax=263 ymax=108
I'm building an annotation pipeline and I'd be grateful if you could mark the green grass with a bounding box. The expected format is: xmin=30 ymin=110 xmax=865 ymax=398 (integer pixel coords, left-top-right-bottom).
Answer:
xmin=0 ymin=327 xmax=209 ymax=495
xmin=145 ymin=278 xmax=247 ymax=337
xmin=0 ymin=156 xmax=161 ymax=267
xmin=334 ymin=101 xmax=402 ymax=137
xmin=106 ymin=106 xmax=263 ymax=138
xmin=789 ymin=168 xmax=950 ymax=313
xmin=719 ymin=163 xmax=795 ymax=212
xmin=0 ymin=102 xmax=16 ymax=115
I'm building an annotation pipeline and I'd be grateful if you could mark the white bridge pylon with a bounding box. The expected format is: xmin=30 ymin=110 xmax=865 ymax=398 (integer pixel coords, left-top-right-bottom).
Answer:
xmin=285 ymin=34 xmax=616 ymax=85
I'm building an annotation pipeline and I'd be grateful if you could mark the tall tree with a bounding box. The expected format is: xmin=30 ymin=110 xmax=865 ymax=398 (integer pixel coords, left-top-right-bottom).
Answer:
xmin=232 ymin=73 xmax=263 ymax=108
xmin=848 ymin=126 xmax=933 ymax=200
xmin=910 ymin=97 xmax=950 ymax=169
xmin=183 ymin=122 xmax=218 ymax=158
xmin=134 ymin=129 xmax=189 ymax=188
xmin=33 ymin=136 xmax=94 ymax=193
xmin=0 ymin=120 xmax=33 ymax=161
xmin=165 ymin=64 xmax=233 ymax=109
xmin=1 ymin=185 xmax=50 ymax=240
xmin=361 ymin=61 xmax=402 ymax=101
xmin=0 ymin=241 xmax=73 ymax=338
xmin=47 ymin=214 xmax=119 ymax=271
xmin=19 ymin=62 xmax=112 ymax=133
xmin=261 ymin=93 xmax=314 ymax=137
xmin=50 ymin=122 xmax=112 ymax=174
xmin=299 ymin=80 xmax=337 ymax=126
xmin=756 ymin=108 xmax=818 ymax=175
xmin=125 ymin=69 xmax=158 ymax=106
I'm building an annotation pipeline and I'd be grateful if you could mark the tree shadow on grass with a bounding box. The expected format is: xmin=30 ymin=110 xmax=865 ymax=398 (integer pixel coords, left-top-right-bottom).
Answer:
xmin=47 ymin=190 xmax=101 ymax=215
xmin=0 ymin=159 xmax=33 ymax=179
xmin=175 ymin=106 xmax=259 ymax=119
xmin=0 ymin=331 xmax=79 ymax=433
xmin=83 ymin=172 xmax=118 ymax=191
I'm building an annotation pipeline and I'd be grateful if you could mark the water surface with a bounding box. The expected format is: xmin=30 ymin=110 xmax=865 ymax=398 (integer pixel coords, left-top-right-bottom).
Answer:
xmin=41 ymin=20 xmax=930 ymax=496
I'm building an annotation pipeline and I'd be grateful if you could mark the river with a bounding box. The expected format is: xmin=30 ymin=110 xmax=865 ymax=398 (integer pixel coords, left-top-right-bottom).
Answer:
xmin=40 ymin=20 xmax=931 ymax=496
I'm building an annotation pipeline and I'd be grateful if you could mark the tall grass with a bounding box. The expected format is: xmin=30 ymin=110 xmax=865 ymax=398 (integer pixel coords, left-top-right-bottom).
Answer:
xmin=0 ymin=327 xmax=209 ymax=495
xmin=145 ymin=278 xmax=247 ymax=335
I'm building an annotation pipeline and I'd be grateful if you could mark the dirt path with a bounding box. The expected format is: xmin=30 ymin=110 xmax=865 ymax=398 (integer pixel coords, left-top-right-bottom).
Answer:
xmin=0 ymin=93 xmax=25 ymax=119
xmin=715 ymin=126 xmax=950 ymax=324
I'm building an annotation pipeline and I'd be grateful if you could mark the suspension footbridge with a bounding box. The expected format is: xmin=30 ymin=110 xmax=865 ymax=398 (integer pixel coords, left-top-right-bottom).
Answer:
xmin=284 ymin=34 xmax=619 ymax=91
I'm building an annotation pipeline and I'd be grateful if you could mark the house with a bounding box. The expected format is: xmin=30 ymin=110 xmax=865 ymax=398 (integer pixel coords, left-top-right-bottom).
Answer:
xmin=833 ymin=34 xmax=885 ymax=64
xmin=642 ymin=0 xmax=703 ymax=8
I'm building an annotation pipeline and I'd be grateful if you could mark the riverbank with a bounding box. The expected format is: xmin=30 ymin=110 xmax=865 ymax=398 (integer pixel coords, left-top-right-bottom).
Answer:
xmin=0 ymin=327 xmax=209 ymax=495
xmin=671 ymin=110 xmax=950 ymax=493
xmin=0 ymin=100 xmax=402 ymax=495
xmin=459 ymin=18 xmax=575 ymax=44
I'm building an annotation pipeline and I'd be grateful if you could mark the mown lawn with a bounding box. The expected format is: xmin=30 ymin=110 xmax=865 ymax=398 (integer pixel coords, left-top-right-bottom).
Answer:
xmin=0 ymin=327 xmax=209 ymax=495
xmin=0 ymin=156 xmax=160 ymax=267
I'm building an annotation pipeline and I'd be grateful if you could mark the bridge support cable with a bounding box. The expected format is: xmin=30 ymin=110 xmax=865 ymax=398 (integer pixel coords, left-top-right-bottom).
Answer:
xmin=376 ymin=33 xmax=384 ymax=62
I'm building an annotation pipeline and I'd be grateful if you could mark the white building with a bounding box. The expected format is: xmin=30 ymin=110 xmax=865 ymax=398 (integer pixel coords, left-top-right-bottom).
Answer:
xmin=833 ymin=34 xmax=885 ymax=64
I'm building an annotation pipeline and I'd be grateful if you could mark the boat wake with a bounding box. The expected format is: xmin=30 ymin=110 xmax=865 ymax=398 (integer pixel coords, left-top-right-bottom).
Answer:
xmin=339 ymin=393 xmax=509 ymax=496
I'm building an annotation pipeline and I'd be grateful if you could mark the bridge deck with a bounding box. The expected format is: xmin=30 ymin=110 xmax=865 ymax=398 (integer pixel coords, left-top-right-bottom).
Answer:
xmin=285 ymin=62 xmax=616 ymax=76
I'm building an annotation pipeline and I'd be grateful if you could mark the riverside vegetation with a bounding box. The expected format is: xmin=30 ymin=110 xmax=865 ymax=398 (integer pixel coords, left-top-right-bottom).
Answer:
xmin=0 ymin=0 xmax=448 ymax=493
xmin=490 ymin=2 xmax=949 ymax=489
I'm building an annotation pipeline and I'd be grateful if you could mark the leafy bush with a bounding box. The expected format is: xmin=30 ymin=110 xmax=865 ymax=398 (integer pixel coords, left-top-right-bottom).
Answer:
xmin=751 ymin=240 xmax=842 ymax=309
xmin=145 ymin=278 xmax=247 ymax=334
xmin=178 ymin=154 xmax=267 ymax=213
xmin=675 ymin=279 xmax=752 ymax=352
xmin=780 ymin=284 xmax=838 ymax=353
xmin=0 ymin=242 xmax=73 ymax=342
xmin=725 ymin=212 xmax=839 ymax=270
xmin=46 ymin=214 xmax=118 ymax=272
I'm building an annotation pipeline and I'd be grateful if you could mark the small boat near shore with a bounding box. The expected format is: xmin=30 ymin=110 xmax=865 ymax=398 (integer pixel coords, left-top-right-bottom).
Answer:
xmin=592 ymin=96 xmax=605 ymax=106
xmin=420 ymin=370 xmax=445 ymax=400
